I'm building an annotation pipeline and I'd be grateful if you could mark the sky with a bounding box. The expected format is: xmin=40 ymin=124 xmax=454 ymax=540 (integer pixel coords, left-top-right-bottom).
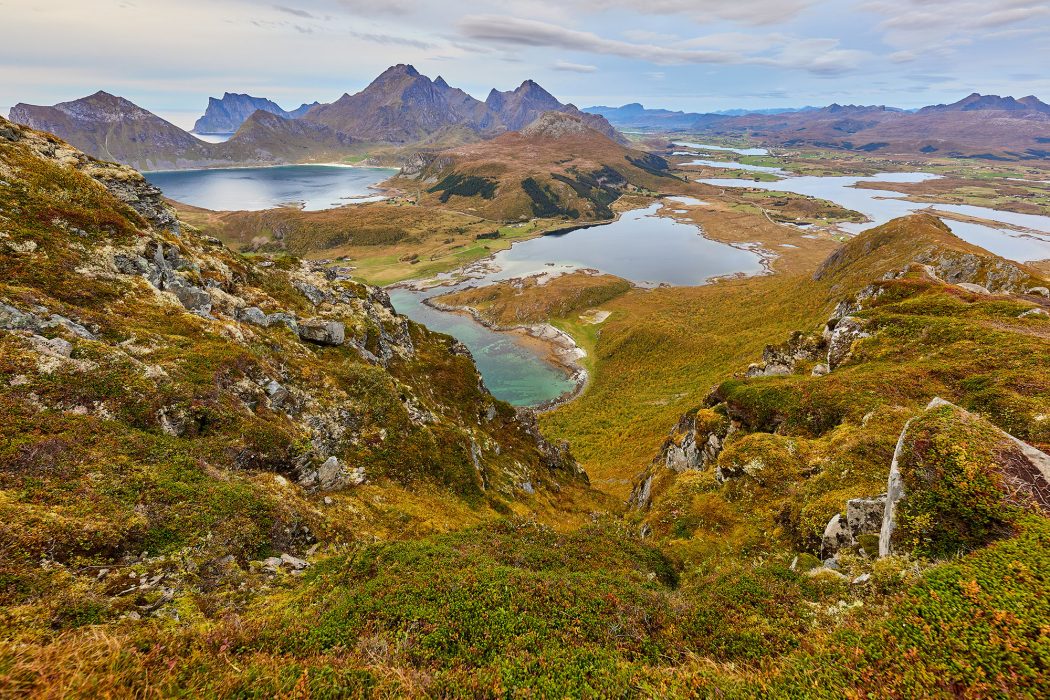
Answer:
xmin=1 ymin=0 xmax=1049 ymax=129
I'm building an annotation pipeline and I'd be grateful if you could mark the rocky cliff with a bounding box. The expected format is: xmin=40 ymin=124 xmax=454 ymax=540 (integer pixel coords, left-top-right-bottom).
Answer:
xmin=193 ymin=92 xmax=320 ymax=134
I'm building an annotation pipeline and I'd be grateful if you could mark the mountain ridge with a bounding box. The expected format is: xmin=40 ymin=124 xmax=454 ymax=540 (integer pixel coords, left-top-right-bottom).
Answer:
xmin=193 ymin=92 xmax=320 ymax=134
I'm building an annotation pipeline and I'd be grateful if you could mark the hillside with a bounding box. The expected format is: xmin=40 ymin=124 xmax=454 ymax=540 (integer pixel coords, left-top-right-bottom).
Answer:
xmin=8 ymin=92 xmax=360 ymax=171
xmin=0 ymin=115 xmax=606 ymax=670
xmin=698 ymin=93 xmax=1050 ymax=159
xmin=9 ymin=91 xmax=214 ymax=170
xmin=193 ymin=92 xmax=319 ymax=134
xmin=6 ymin=133 xmax=1048 ymax=692
xmin=396 ymin=111 xmax=678 ymax=221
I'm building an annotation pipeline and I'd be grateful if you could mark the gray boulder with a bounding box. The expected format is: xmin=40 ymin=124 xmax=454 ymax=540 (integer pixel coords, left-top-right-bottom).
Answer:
xmin=1026 ymin=286 xmax=1049 ymax=297
xmin=957 ymin=282 xmax=990 ymax=295
xmin=846 ymin=496 xmax=886 ymax=539
xmin=299 ymin=318 xmax=345 ymax=346
xmin=1019 ymin=307 xmax=1049 ymax=319
xmin=827 ymin=316 xmax=869 ymax=370
xmin=820 ymin=513 xmax=852 ymax=558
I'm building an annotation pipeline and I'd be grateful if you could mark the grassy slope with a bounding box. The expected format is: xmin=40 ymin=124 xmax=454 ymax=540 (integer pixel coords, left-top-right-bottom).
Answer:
xmin=176 ymin=200 xmax=582 ymax=286
xmin=541 ymin=214 xmax=1048 ymax=499
xmin=3 ymin=114 xmax=1050 ymax=697
xmin=0 ymin=118 xmax=604 ymax=652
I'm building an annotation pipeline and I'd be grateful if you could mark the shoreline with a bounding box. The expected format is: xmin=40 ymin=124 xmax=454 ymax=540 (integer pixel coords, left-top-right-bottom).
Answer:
xmin=422 ymin=297 xmax=589 ymax=413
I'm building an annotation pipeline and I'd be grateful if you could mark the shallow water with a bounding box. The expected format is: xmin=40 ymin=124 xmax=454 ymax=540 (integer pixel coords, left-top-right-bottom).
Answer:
xmin=144 ymin=164 xmax=397 ymax=211
xmin=387 ymin=288 xmax=576 ymax=407
xmin=673 ymin=141 xmax=770 ymax=157
xmin=683 ymin=158 xmax=788 ymax=176
xmin=700 ymin=171 xmax=1050 ymax=262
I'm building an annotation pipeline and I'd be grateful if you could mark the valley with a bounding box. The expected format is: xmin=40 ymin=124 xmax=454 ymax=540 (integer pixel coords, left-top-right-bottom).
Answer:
xmin=3 ymin=53 xmax=1050 ymax=698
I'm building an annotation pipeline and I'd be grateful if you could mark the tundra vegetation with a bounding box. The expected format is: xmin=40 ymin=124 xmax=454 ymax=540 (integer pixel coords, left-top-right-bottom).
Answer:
xmin=1 ymin=115 xmax=1049 ymax=698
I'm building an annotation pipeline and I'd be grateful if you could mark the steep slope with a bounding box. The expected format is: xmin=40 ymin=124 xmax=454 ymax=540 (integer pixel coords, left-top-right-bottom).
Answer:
xmin=193 ymin=92 xmax=320 ymax=133
xmin=701 ymin=93 xmax=1050 ymax=158
xmin=216 ymin=110 xmax=356 ymax=164
xmin=0 ymin=115 xmax=590 ymax=638
xmin=304 ymin=65 xmax=623 ymax=146
xmin=304 ymin=64 xmax=499 ymax=144
xmin=631 ymin=214 xmax=1049 ymax=557
xmin=397 ymin=111 xmax=677 ymax=221
xmin=486 ymin=80 xmax=626 ymax=143
xmin=9 ymin=94 xmax=359 ymax=171
xmin=9 ymin=91 xmax=213 ymax=169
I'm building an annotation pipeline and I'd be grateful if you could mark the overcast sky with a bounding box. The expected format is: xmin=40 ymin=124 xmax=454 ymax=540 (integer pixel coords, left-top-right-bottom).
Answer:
xmin=2 ymin=0 xmax=1048 ymax=129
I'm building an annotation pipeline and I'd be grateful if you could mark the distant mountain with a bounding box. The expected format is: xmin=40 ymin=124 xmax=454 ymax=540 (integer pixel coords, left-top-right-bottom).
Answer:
xmin=303 ymin=65 xmax=500 ymax=144
xmin=9 ymin=67 xmax=625 ymax=170
xmin=9 ymin=92 xmax=357 ymax=171
xmin=583 ymin=103 xmax=817 ymax=130
xmin=193 ymin=92 xmax=320 ymax=133
xmin=397 ymin=111 xmax=675 ymax=222
xmin=584 ymin=103 xmax=724 ymax=130
xmin=919 ymin=92 xmax=1050 ymax=114
xmin=486 ymin=80 xmax=626 ymax=143
xmin=695 ymin=94 xmax=1050 ymax=159
xmin=303 ymin=64 xmax=624 ymax=145
xmin=9 ymin=91 xmax=213 ymax=168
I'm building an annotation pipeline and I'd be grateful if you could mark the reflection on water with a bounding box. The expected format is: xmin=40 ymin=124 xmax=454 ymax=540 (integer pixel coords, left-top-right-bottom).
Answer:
xmin=145 ymin=164 xmax=397 ymax=211
xmin=700 ymin=170 xmax=1050 ymax=263
xmin=476 ymin=204 xmax=765 ymax=287
xmin=388 ymin=204 xmax=769 ymax=405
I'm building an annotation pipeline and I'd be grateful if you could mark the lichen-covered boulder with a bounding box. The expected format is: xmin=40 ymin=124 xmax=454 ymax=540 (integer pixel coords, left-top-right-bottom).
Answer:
xmin=880 ymin=398 xmax=1050 ymax=557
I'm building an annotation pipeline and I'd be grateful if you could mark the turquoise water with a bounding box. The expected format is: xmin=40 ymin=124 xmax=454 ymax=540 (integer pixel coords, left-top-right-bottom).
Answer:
xmin=144 ymin=164 xmax=397 ymax=211
xmin=387 ymin=288 xmax=576 ymax=407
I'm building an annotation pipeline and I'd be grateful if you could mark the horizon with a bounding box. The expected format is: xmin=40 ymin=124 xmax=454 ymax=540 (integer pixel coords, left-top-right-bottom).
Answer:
xmin=3 ymin=1 xmax=1049 ymax=128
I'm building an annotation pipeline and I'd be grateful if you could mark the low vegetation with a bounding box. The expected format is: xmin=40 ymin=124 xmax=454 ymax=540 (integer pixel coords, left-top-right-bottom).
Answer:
xmin=2 ymin=116 xmax=1049 ymax=698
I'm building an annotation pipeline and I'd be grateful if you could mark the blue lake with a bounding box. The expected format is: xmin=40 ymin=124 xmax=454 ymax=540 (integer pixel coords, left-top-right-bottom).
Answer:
xmin=145 ymin=164 xmax=397 ymax=211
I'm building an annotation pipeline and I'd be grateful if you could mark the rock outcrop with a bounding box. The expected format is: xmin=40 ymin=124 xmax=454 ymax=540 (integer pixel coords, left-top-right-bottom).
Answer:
xmin=880 ymin=398 xmax=1050 ymax=557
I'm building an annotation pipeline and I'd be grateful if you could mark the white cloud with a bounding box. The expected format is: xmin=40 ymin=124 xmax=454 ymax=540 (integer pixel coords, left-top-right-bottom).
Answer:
xmin=553 ymin=60 xmax=598 ymax=73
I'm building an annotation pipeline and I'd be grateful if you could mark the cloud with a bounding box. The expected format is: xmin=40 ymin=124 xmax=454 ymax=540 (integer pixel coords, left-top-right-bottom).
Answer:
xmin=273 ymin=4 xmax=314 ymax=18
xmin=458 ymin=15 xmax=741 ymax=65
xmin=553 ymin=60 xmax=598 ymax=73
xmin=580 ymin=0 xmax=818 ymax=26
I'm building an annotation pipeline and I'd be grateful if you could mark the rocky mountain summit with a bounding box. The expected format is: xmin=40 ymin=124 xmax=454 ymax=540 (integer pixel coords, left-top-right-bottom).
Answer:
xmin=193 ymin=92 xmax=319 ymax=134
xmin=302 ymin=64 xmax=623 ymax=145
xmin=9 ymin=67 xmax=624 ymax=170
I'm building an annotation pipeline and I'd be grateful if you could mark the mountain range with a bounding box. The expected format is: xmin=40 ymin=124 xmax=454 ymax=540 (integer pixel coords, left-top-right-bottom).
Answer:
xmin=694 ymin=93 xmax=1050 ymax=158
xmin=193 ymin=92 xmax=319 ymax=133
xmin=8 ymin=90 xmax=355 ymax=171
xmin=584 ymin=103 xmax=817 ymax=130
xmin=303 ymin=64 xmax=624 ymax=145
